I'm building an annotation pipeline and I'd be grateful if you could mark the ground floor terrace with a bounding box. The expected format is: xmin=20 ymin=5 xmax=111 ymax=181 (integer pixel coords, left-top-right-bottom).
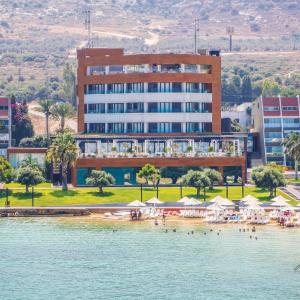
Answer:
xmin=73 ymin=133 xmax=248 ymax=186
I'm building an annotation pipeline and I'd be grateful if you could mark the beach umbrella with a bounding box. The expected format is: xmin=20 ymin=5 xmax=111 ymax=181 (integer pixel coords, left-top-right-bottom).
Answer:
xmin=271 ymin=196 xmax=290 ymax=207
xmin=177 ymin=196 xmax=190 ymax=203
xmin=210 ymin=195 xmax=234 ymax=206
xmin=146 ymin=197 xmax=164 ymax=205
xmin=246 ymin=202 xmax=263 ymax=211
xmin=183 ymin=198 xmax=201 ymax=206
xmin=242 ymin=195 xmax=260 ymax=205
xmin=207 ymin=202 xmax=225 ymax=211
xmin=127 ymin=200 xmax=146 ymax=207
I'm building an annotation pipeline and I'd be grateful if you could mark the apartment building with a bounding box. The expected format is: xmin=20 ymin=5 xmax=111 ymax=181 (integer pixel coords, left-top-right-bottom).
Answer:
xmin=252 ymin=96 xmax=300 ymax=166
xmin=0 ymin=97 xmax=11 ymax=157
xmin=74 ymin=48 xmax=247 ymax=185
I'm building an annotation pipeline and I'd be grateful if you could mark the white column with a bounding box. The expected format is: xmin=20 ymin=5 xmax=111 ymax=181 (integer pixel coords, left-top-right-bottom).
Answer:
xmin=97 ymin=141 xmax=101 ymax=156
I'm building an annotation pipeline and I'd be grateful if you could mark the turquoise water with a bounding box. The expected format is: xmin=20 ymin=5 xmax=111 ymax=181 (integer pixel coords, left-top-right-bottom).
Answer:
xmin=0 ymin=218 xmax=300 ymax=300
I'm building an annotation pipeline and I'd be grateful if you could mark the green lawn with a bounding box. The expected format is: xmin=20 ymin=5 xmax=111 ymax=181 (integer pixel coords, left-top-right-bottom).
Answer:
xmin=0 ymin=186 xmax=297 ymax=207
xmin=4 ymin=182 xmax=52 ymax=189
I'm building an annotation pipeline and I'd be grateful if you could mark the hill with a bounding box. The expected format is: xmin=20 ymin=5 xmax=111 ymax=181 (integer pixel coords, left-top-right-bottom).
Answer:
xmin=0 ymin=0 xmax=300 ymax=102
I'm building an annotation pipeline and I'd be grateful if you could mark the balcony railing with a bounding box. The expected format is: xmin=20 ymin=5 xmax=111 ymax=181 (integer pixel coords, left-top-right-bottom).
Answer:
xmin=79 ymin=151 xmax=243 ymax=159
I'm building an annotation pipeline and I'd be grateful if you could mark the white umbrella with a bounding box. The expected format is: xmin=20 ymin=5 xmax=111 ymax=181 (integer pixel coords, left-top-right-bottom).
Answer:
xmin=271 ymin=195 xmax=290 ymax=207
xmin=146 ymin=197 xmax=164 ymax=205
xmin=127 ymin=200 xmax=146 ymax=207
xmin=246 ymin=202 xmax=263 ymax=211
xmin=183 ymin=198 xmax=201 ymax=206
xmin=210 ymin=195 xmax=234 ymax=206
xmin=207 ymin=202 xmax=225 ymax=211
xmin=177 ymin=196 xmax=190 ymax=203
xmin=242 ymin=195 xmax=260 ymax=205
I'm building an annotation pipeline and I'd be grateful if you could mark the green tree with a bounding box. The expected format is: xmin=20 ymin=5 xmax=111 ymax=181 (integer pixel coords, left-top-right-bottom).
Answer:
xmin=19 ymin=135 xmax=50 ymax=148
xmin=203 ymin=168 xmax=223 ymax=190
xmin=51 ymin=102 xmax=75 ymax=131
xmin=160 ymin=167 xmax=190 ymax=184
xmin=182 ymin=170 xmax=211 ymax=198
xmin=284 ymin=132 xmax=300 ymax=180
xmin=241 ymin=75 xmax=253 ymax=101
xmin=138 ymin=164 xmax=159 ymax=185
xmin=251 ymin=166 xmax=286 ymax=197
xmin=262 ymin=80 xmax=281 ymax=97
xmin=15 ymin=166 xmax=45 ymax=192
xmin=47 ymin=131 xmax=78 ymax=191
xmin=34 ymin=99 xmax=54 ymax=139
xmin=86 ymin=170 xmax=115 ymax=194
xmin=0 ymin=157 xmax=12 ymax=183
xmin=62 ymin=63 xmax=76 ymax=106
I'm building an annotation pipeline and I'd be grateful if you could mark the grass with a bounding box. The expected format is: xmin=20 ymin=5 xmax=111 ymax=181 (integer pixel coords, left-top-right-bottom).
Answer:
xmin=0 ymin=186 xmax=297 ymax=207
xmin=4 ymin=182 xmax=52 ymax=189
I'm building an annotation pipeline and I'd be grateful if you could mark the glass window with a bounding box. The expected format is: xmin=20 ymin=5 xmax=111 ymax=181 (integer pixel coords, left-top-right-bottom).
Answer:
xmin=126 ymin=65 xmax=147 ymax=73
xmin=186 ymin=83 xmax=200 ymax=93
xmin=282 ymin=106 xmax=298 ymax=111
xmin=148 ymin=123 xmax=158 ymax=133
xmin=161 ymin=64 xmax=181 ymax=73
xmin=172 ymin=102 xmax=182 ymax=112
xmin=200 ymin=64 xmax=212 ymax=74
xmin=89 ymin=123 xmax=105 ymax=134
xmin=148 ymin=103 xmax=158 ymax=113
xmin=172 ymin=83 xmax=182 ymax=92
xmin=109 ymin=65 xmax=123 ymax=74
xmin=85 ymin=84 xmax=105 ymax=94
xmin=107 ymin=83 xmax=125 ymax=94
xmin=264 ymin=106 xmax=279 ymax=111
xmin=172 ymin=123 xmax=182 ymax=133
xmin=107 ymin=103 xmax=124 ymax=114
xmin=148 ymin=83 xmax=158 ymax=93
xmin=186 ymin=102 xmax=200 ymax=113
xmin=87 ymin=104 xmax=105 ymax=114
xmin=0 ymin=105 xmax=8 ymax=110
xmin=185 ymin=64 xmax=198 ymax=73
xmin=126 ymin=103 xmax=144 ymax=113
xmin=87 ymin=66 xmax=105 ymax=75
xmin=107 ymin=123 xmax=124 ymax=133
xmin=127 ymin=123 xmax=144 ymax=133
xmin=126 ymin=82 xmax=144 ymax=93
xmin=186 ymin=122 xmax=200 ymax=133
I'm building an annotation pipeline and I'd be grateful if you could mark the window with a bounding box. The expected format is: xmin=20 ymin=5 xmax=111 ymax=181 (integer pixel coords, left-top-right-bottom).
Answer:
xmin=264 ymin=106 xmax=279 ymax=111
xmin=88 ymin=123 xmax=105 ymax=134
xmin=126 ymin=82 xmax=144 ymax=93
xmin=265 ymin=132 xmax=282 ymax=138
xmin=186 ymin=122 xmax=200 ymax=132
xmin=87 ymin=66 xmax=105 ymax=75
xmin=202 ymin=83 xmax=212 ymax=93
xmin=264 ymin=118 xmax=281 ymax=127
xmin=172 ymin=123 xmax=182 ymax=133
xmin=126 ymin=103 xmax=144 ymax=113
xmin=185 ymin=64 xmax=198 ymax=73
xmin=172 ymin=102 xmax=182 ymax=112
xmin=148 ymin=83 xmax=158 ymax=93
xmin=172 ymin=83 xmax=182 ymax=92
xmin=200 ymin=64 xmax=212 ymax=74
xmin=0 ymin=105 xmax=8 ymax=110
xmin=107 ymin=103 xmax=124 ymax=114
xmin=148 ymin=103 xmax=158 ymax=113
xmin=126 ymin=65 xmax=147 ymax=73
xmin=109 ymin=65 xmax=123 ymax=74
xmin=85 ymin=84 xmax=105 ymax=94
xmin=161 ymin=64 xmax=181 ymax=73
xmin=203 ymin=122 xmax=212 ymax=132
xmin=203 ymin=103 xmax=212 ymax=113
xmin=186 ymin=102 xmax=200 ymax=113
xmin=186 ymin=83 xmax=200 ymax=93
xmin=107 ymin=123 xmax=124 ymax=133
xmin=282 ymin=106 xmax=298 ymax=111
xmin=283 ymin=118 xmax=300 ymax=127
xmin=127 ymin=123 xmax=144 ymax=133
xmin=148 ymin=123 xmax=158 ymax=133
xmin=87 ymin=104 xmax=105 ymax=114
xmin=0 ymin=120 xmax=8 ymax=133
xmin=266 ymin=146 xmax=283 ymax=154
xmin=107 ymin=83 xmax=125 ymax=94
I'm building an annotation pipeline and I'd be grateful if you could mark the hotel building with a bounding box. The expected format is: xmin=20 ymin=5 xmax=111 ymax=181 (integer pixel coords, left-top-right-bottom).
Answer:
xmin=0 ymin=97 xmax=11 ymax=157
xmin=74 ymin=48 xmax=247 ymax=185
xmin=252 ymin=96 xmax=300 ymax=167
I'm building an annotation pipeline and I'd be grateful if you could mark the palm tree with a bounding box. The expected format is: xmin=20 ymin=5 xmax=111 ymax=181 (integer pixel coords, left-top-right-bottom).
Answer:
xmin=284 ymin=132 xmax=300 ymax=180
xmin=34 ymin=100 xmax=54 ymax=139
xmin=51 ymin=102 xmax=75 ymax=131
xmin=47 ymin=131 xmax=78 ymax=191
